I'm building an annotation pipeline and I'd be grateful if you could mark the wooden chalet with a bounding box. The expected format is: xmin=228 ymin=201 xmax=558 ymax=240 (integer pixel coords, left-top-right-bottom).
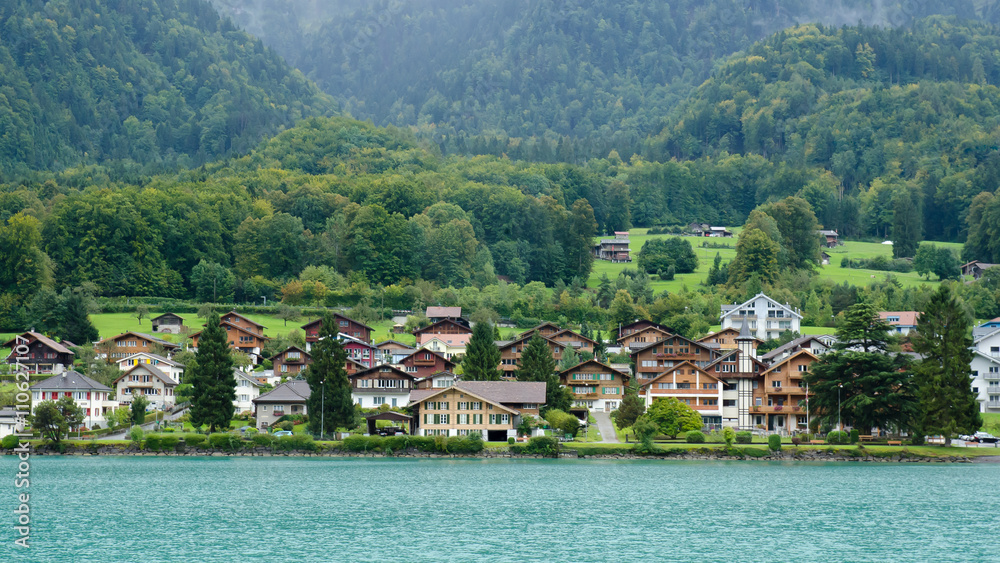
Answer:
xmin=302 ymin=313 xmax=373 ymax=348
xmin=498 ymin=334 xmax=566 ymax=376
xmin=97 ymin=332 xmax=179 ymax=362
xmin=630 ymin=335 xmax=721 ymax=386
xmin=150 ymin=313 xmax=185 ymax=334
xmin=558 ymin=360 xmax=629 ymax=412
xmin=349 ymin=364 xmax=416 ymax=409
xmin=269 ymin=346 xmax=311 ymax=376
xmin=400 ymin=349 xmax=456 ymax=379
xmin=3 ymin=332 xmax=75 ymax=374
xmin=413 ymin=318 xmax=472 ymax=347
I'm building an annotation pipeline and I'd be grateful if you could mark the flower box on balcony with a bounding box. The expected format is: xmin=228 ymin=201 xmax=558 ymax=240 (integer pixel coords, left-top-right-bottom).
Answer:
xmin=751 ymin=406 xmax=760 ymax=412
xmin=792 ymin=406 xmax=801 ymax=412
xmin=774 ymin=406 xmax=783 ymax=412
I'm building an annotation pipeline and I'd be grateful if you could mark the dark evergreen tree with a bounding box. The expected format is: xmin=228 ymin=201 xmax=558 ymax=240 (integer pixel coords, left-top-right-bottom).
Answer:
xmin=912 ymin=285 xmax=982 ymax=446
xmin=517 ymin=333 xmax=571 ymax=413
xmin=188 ymin=313 xmax=236 ymax=432
xmin=304 ymin=312 xmax=352 ymax=436
xmin=803 ymin=303 xmax=916 ymax=433
xmin=462 ymin=321 xmax=502 ymax=381
xmin=57 ymin=288 xmax=99 ymax=345
xmin=612 ymin=385 xmax=646 ymax=429
xmin=892 ymin=188 xmax=922 ymax=259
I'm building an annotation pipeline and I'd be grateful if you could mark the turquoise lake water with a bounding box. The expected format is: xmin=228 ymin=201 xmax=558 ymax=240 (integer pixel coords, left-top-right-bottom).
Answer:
xmin=1 ymin=456 xmax=998 ymax=562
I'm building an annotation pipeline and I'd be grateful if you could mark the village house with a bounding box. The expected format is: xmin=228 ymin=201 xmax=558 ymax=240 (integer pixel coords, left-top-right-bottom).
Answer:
xmin=497 ymin=334 xmax=566 ymax=376
xmin=340 ymin=334 xmax=378 ymax=368
xmin=630 ymin=335 xmax=721 ymax=386
xmin=638 ymin=361 xmax=724 ymax=428
xmin=400 ymin=349 xmax=456 ymax=379
xmin=150 ymin=312 xmax=186 ymax=334
xmin=219 ymin=311 xmax=267 ymax=334
xmin=414 ymin=371 xmax=459 ymax=390
xmin=345 ymin=358 xmax=367 ymax=376
xmin=558 ymin=360 xmax=629 ymax=412
xmin=116 ymin=353 xmax=185 ymax=383
xmin=720 ymin=293 xmax=803 ymax=341
xmin=234 ymin=370 xmax=262 ymax=415
xmin=97 ymin=332 xmax=180 ymax=362
xmin=269 ymin=346 xmax=311 ymax=376
xmin=413 ymin=318 xmax=473 ymax=350
xmin=618 ymin=320 xmax=674 ymax=341
xmin=817 ymin=229 xmax=839 ymax=248
xmin=518 ymin=322 xmax=563 ymax=340
xmin=545 ymin=329 xmax=597 ymax=354
xmin=30 ymin=371 xmax=117 ymax=430
xmin=408 ymin=381 xmax=545 ymax=441
xmin=0 ymin=407 xmax=18 ymax=439
xmin=697 ymin=328 xmax=762 ymax=351
xmin=113 ymin=364 xmax=179 ymax=410
xmin=375 ymin=340 xmax=414 ymax=365
xmin=707 ymin=326 xmax=770 ymax=429
xmin=349 ymin=364 xmax=416 ymax=409
xmin=189 ymin=320 xmax=269 ymax=365
xmin=419 ymin=337 xmax=467 ymax=361
xmin=425 ymin=306 xmax=465 ymax=324
xmin=3 ymin=332 xmax=75 ymax=374
xmin=705 ymin=226 xmax=733 ymax=237
xmin=252 ymin=380 xmax=310 ymax=430
xmin=972 ymin=323 xmax=1000 ymax=413
xmin=618 ymin=324 xmax=674 ymax=351
xmin=759 ymin=335 xmax=835 ymax=365
xmin=752 ymin=350 xmax=818 ymax=433
xmin=879 ymin=311 xmax=920 ymax=336
xmin=961 ymin=260 xmax=998 ymax=281
xmin=302 ymin=313 xmax=373 ymax=349
xmin=592 ymin=231 xmax=631 ymax=262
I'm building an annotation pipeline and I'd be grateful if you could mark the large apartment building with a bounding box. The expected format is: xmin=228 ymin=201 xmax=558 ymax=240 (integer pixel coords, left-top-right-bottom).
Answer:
xmin=720 ymin=293 xmax=803 ymax=341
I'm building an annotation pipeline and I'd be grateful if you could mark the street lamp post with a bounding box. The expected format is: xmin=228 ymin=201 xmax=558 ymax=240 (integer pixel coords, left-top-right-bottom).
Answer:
xmin=261 ymin=296 xmax=267 ymax=307
xmin=320 ymin=379 xmax=325 ymax=440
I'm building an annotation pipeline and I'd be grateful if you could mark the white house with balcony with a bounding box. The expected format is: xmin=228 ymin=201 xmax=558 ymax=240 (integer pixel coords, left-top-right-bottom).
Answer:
xmin=116 ymin=353 xmax=185 ymax=383
xmin=720 ymin=293 xmax=803 ymax=341
xmin=972 ymin=325 xmax=1000 ymax=413
xmin=30 ymin=371 xmax=118 ymax=430
xmin=233 ymin=369 xmax=262 ymax=415
xmin=113 ymin=364 xmax=179 ymax=411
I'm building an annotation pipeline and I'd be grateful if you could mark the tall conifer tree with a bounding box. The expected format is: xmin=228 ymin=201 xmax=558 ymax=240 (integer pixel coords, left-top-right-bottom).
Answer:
xmin=912 ymin=285 xmax=982 ymax=446
xmin=462 ymin=322 xmax=501 ymax=381
xmin=518 ymin=334 xmax=571 ymax=413
xmin=304 ymin=312 xmax=352 ymax=436
xmin=189 ymin=313 xmax=236 ymax=432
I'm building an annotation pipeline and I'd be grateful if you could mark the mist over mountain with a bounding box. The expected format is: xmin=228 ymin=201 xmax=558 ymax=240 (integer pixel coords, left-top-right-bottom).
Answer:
xmin=209 ymin=0 xmax=1000 ymax=161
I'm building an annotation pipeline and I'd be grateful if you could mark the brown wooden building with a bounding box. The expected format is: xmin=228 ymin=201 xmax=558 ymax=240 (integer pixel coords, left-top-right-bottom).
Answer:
xmin=349 ymin=365 xmax=417 ymax=409
xmin=400 ymin=349 xmax=456 ymax=379
xmin=630 ymin=335 xmax=721 ymax=386
xmin=97 ymin=332 xmax=180 ymax=362
xmin=270 ymin=346 xmax=311 ymax=376
xmin=3 ymin=332 xmax=76 ymax=374
xmin=409 ymin=381 xmax=545 ymax=441
xmin=413 ymin=318 xmax=472 ymax=347
xmin=751 ymin=350 xmax=817 ymax=433
xmin=558 ymin=360 xmax=629 ymax=412
xmin=302 ymin=313 xmax=373 ymax=348
xmin=617 ymin=325 xmax=673 ymax=351
xmin=639 ymin=361 xmax=724 ymax=420
xmin=498 ymin=335 xmax=566 ymax=376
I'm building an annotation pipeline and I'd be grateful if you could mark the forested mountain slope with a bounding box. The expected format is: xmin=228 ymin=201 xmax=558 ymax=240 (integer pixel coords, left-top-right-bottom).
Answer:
xmin=209 ymin=0 xmax=999 ymax=162
xmin=647 ymin=17 xmax=1000 ymax=243
xmin=0 ymin=0 xmax=335 ymax=174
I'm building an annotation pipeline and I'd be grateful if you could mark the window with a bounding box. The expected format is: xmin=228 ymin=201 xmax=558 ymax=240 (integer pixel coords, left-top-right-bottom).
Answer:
xmin=472 ymin=414 xmax=483 ymax=424
xmin=798 ymin=365 xmax=808 ymax=372
xmin=471 ymin=402 xmax=482 ymax=410
xmin=702 ymin=399 xmax=717 ymax=406
xmin=641 ymin=360 xmax=657 ymax=367
xmin=602 ymin=387 xmax=620 ymax=395
xmin=500 ymin=414 xmax=510 ymax=424
xmin=458 ymin=414 xmax=469 ymax=424
xmin=755 ymin=397 xmax=762 ymax=406
xmin=723 ymin=399 xmax=736 ymax=407
xmin=424 ymin=401 xmax=436 ymax=410
xmin=676 ymin=383 xmax=692 ymax=389
xmin=656 ymin=383 xmax=673 ymax=389
xmin=373 ymin=397 xmax=386 ymax=406
xmin=281 ymin=365 xmax=288 ymax=373
xmin=701 ymin=383 xmax=717 ymax=389
xmin=772 ymin=381 xmax=782 ymax=388
xmin=287 ymin=352 xmax=300 ymax=360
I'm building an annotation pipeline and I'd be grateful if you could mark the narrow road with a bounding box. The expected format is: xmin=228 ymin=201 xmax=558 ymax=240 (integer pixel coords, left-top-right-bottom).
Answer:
xmin=592 ymin=411 xmax=619 ymax=443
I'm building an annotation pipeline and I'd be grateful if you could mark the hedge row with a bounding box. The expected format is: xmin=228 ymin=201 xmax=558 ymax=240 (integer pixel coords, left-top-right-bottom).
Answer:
xmin=340 ymin=434 xmax=484 ymax=454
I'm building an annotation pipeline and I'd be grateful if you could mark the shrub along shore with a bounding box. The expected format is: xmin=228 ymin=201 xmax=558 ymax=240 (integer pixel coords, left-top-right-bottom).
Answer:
xmin=1 ymin=434 xmax=987 ymax=463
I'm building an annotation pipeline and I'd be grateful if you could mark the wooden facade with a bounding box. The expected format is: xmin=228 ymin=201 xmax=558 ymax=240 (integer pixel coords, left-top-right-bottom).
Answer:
xmin=413 ymin=319 xmax=472 ymax=347
xmin=97 ymin=332 xmax=179 ymax=361
xmin=400 ymin=349 xmax=456 ymax=379
xmin=631 ymin=336 xmax=720 ymax=386
xmin=349 ymin=365 xmax=416 ymax=409
xmin=3 ymin=332 xmax=75 ymax=374
xmin=498 ymin=335 xmax=565 ymax=376
xmin=302 ymin=314 xmax=374 ymax=347
xmin=270 ymin=346 xmax=311 ymax=376
xmin=558 ymin=360 xmax=629 ymax=412
xmin=617 ymin=326 xmax=672 ymax=350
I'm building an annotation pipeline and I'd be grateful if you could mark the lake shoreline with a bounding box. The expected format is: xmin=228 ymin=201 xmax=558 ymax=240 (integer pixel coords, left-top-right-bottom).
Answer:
xmin=3 ymin=444 xmax=976 ymax=463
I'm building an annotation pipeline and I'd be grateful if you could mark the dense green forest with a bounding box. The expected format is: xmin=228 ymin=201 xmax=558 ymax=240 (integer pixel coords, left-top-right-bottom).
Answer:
xmin=0 ymin=0 xmax=334 ymax=175
xmin=208 ymin=0 xmax=1000 ymax=162
xmin=648 ymin=18 xmax=1000 ymax=242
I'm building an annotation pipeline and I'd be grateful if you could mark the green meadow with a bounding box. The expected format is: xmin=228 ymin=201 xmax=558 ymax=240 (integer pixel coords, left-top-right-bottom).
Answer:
xmin=589 ymin=229 xmax=965 ymax=292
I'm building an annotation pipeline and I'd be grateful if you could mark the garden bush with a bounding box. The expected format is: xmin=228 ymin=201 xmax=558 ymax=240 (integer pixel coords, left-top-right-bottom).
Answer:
xmin=768 ymin=434 xmax=782 ymax=451
xmin=342 ymin=435 xmax=381 ymax=452
xmin=208 ymin=433 xmax=243 ymax=452
xmin=826 ymin=431 xmax=849 ymax=445
xmin=277 ymin=434 xmax=317 ymax=451
xmin=508 ymin=437 xmax=516 ymax=444
xmin=735 ymin=431 xmax=753 ymax=444
xmin=520 ymin=436 xmax=560 ymax=456
xmin=130 ymin=426 xmax=144 ymax=444
xmin=160 ymin=435 xmax=180 ymax=450
xmin=686 ymin=431 xmax=705 ymax=443
xmin=277 ymin=421 xmax=294 ymax=431
xmin=2 ymin=434 xmax=20 ymax=449
xmin=252 ymin=433 xmax=277 ymax=447
xmin=850 ymin=429 xmax=860 ymax=444
xmin=791 ymin=436 xmax=801 ymax=446
xmin=144 ymin=434 xmax=162 ymax=451
xmin=183 ymin=433 xmax=207 ymax=447
xmin=722 ymin=427 xmax=736 ymax=447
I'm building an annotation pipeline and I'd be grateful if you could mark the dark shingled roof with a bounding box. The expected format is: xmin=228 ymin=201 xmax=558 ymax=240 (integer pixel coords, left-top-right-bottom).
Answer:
xmin=3 ymin=332 xmax=75 ymax=355
xmin=252 ymin=380 xmax=311 ymax=404
xmin=409 ymin=381 xmax=545 ymax=406
xmin=30 ymin=371 xmax=112 ymax=392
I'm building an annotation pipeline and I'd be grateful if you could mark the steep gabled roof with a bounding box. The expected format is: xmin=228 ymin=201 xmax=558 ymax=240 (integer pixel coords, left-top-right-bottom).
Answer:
xmin=97 ymin=331 xmax=179 ymax=349
xmin=221 ymin=310 xmax=266 ymax=330
xmin=400 ymin=348 xmax=456 ymax=367
xmin=413 ymin=318 xmax=472 ymax=335
xmin=704 ymin=348 xmax=769 ymax=376
xmin=628 ymin=334 xmax=715 ymax=357
xmin=617 ymin=325 xmax=672 ymax=344
xmin=879 ymin=311 xmax=920 ymax=327
xmin=518 ymin=322 xmax=563 ymax=338
xmin=408 ymin=381 xmax=545 ymax=410
xmin=349 ymin=364 xmax=417 ymax=381
xmin=720 ymin=293 xmax=803 ymax=321
xmin=425 ymin=306 xmax=462 ymax=319
xmin=30 ymin=371 xmax=112 ymax=392
xmin=761 ymin=349 xmax=819 ymax=376
xmin=151 ymin=312 xmax=185 ymax=322
xmin=301 ymin=313 xmax=374 ymax=333
xmin=558 ymin=359 xmax=628 ymax=378
xmin=267 ymin=346 xmax=311 ymax=361
xmin=760 ymin=335 xmax=833 ymax=362
xmin=500 ymin=332 xmax=567 ymax=352
xmin=639 ymin=360 xmax=720 ymax=388
xmin=252 ymin=380 xmax=311 ymax=404
xmin=375 ymin=339 xmax=414 ymax=350
xmin=3 ymin=332 xmax=75 ymax=355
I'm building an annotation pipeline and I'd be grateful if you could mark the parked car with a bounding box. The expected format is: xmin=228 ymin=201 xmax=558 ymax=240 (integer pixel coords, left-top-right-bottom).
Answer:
xmin=378 ymin=427 xmax=403 ymax=437
xmin=273 ymin=430 xmax=293 ymax=437
xmin=970 ymin=432 xmax=999 ymax=443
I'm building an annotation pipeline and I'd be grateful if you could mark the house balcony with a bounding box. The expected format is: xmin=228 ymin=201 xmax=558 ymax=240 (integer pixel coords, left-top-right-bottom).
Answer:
xmin=412 ymin=358 xmax=436 ymax=366
xmin=765 ymin=386 xmax=807 ymax=395
xmin=283 ymin=357 xmax=306 ymax=364
xmin=271 ymin=410 xmax=286 ymax=417
xmin=985 ymin=373 xmax=1000 ymax=382
xmin=572 ymin=392 xmax=599 ymax=398
xmin=750 ymin=405 xmax=803 ymax=414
